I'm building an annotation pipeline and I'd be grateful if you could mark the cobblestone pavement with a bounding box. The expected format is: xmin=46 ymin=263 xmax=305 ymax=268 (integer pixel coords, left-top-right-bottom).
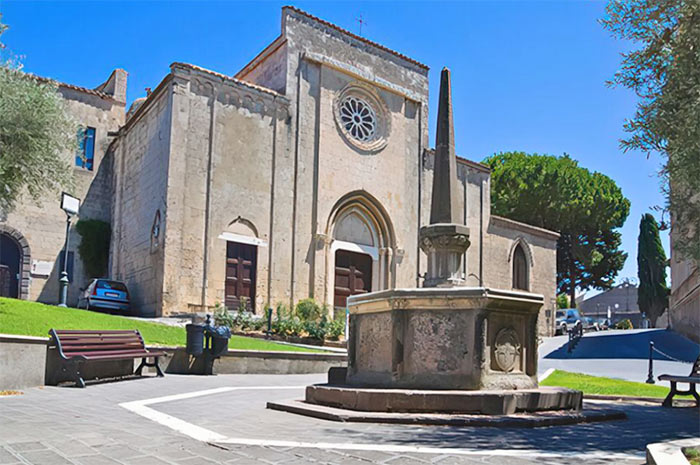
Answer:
xmin=1 ymin=374 xmax=698 ymax=465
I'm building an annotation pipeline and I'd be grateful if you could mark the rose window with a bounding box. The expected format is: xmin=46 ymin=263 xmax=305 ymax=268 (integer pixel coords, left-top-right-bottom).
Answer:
xmin=339 ymin=96 xmax=377 ymax=142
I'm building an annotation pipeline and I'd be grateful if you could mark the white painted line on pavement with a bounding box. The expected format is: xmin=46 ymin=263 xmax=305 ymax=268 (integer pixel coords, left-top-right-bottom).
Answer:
xmin=538 ymin=367 xmax=555 ymax=382
xmin=121 ymin=399 xmax=228 ymax=442
xmin=120 ymin=385 xmax=641 ymax=462
xmin=216 ymin=436 xmax=639 ymax=461
xmin=119 ymin=386 xmax=306 ymax=442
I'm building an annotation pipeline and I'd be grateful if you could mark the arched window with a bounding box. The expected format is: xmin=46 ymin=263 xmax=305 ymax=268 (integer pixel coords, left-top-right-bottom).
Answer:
xmin=150 ymin=210 xmax=161 ymax=253
xmin=513 ymin=244 xmax=529 ymax=290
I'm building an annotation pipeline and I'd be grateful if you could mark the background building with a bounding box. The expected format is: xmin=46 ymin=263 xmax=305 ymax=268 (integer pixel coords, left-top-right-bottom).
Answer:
xmin=578 ymin=281 xmax=669 ymax=328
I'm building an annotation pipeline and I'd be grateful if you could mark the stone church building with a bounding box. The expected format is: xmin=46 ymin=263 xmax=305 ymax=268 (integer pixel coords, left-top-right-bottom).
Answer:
xmin=2 ymin=7 xmax=559 ymax=336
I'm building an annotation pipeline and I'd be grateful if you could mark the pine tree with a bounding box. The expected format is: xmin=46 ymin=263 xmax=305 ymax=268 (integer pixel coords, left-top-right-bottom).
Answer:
xmin=637 ymin=214 xmax=669 ymax=327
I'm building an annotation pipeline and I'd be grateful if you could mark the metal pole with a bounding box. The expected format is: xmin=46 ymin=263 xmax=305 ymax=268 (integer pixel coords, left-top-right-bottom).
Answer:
xmin=646 ymin=341 xmax=655 ymax=384
xmin=266 ymin=307 xmax=273 ymax=338
xmin=58 ymin=214 xmax=72 ymax=307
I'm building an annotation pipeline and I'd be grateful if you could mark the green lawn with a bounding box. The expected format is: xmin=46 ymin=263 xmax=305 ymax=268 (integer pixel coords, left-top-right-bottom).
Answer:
xmin=0 ymin=298 xmax=326 ymax=353
xmin=541 ymin=369 xmax=686 ymax=398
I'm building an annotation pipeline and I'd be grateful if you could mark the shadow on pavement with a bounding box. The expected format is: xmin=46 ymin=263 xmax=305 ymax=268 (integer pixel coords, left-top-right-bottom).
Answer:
xmin=314 ymin=402 xmax=700 ymax=457
xmin=544 ymin=329 xmax=700 ymax=361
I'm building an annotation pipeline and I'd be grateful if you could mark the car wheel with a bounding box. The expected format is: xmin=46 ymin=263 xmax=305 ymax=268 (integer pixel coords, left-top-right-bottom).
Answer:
xmin=560 ymin=323 xmax=567 ymax=334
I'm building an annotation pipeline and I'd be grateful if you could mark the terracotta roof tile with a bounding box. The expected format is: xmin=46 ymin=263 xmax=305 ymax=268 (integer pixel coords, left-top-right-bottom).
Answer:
xmin=32 ymin=74 xmax=119 ymax=103
xmin=171 ymin=62 xmax=286 ymax=99
xmin=283 ymin=6 xmax=429 ymax=71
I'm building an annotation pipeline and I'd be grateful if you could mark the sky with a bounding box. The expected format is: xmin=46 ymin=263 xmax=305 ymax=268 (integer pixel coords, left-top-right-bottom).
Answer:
xmin=0 ymin=0 xmax=668 ymax=295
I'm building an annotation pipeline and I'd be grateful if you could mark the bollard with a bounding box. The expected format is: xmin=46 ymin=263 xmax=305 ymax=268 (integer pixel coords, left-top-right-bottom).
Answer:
xmin=266 ymin=307 xmax=273 ymax=338
xmin=646 ymin=341 xmax=655 ymax=384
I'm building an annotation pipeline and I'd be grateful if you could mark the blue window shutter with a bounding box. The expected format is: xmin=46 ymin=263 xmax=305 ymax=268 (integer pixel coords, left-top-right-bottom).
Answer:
xmin=85 ymin=127 xmax=95 ymax=171
xmin=75 ymin=127 xmax=96 ymax=171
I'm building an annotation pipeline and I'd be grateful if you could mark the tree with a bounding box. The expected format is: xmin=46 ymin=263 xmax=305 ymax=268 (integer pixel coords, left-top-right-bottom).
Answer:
xmin=484 ymin=152 xmax=630 ymax=306
xmin=637 ymin=213 xmax=669 ymax=327
xmin=556 ymin=293 xmax=569 ymax=309
xmin=0 ymin=16 xmax=75 ymax=214
xmin=602 ymin=0 xmax=700 ymax=262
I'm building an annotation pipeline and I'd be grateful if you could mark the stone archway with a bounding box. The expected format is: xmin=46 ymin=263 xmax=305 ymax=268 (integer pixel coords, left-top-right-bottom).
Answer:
xmin=0 ymin=225 xmax=30 ymax=299
xmin=325 ymin=191 xmax=396 ymax=310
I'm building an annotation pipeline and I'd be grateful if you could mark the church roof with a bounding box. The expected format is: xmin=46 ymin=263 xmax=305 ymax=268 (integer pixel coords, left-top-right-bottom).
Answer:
xmin=171 ymin=62 xmax=286 ymax=99
xmin=283 ymin=6 xmax=429 ymax=71
xmin=490 ymin=215 xmax=560 ymax=240
xmin=27 ymin=73 xmax=121 ymax=103
xmin=424 ymin=148 xmax=491 ymax=174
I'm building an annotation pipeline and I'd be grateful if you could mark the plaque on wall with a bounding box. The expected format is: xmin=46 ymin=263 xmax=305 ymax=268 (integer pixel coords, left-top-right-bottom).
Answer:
xmin=31 ymin=260 xmax=53 ymax=277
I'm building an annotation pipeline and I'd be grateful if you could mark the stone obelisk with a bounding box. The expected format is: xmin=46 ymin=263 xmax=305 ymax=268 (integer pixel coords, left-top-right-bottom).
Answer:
xmin=420 ymin=68 xmax=470 ymax=287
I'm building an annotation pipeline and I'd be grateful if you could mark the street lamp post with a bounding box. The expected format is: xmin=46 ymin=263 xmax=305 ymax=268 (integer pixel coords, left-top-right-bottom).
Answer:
xmin=58 ymin=193 xmax=80 ymax=308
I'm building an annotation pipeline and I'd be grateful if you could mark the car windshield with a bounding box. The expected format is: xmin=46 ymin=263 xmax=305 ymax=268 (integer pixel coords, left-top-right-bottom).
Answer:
xmin=556 ymin=311 xmax=564 ymax=318
xmin=96 ymin=280 xmax=127 ymax=292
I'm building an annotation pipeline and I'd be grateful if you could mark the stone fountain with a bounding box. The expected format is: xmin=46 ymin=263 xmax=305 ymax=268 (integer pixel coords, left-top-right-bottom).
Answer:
xmin=268 ymin=69 xmax=619 ymax=423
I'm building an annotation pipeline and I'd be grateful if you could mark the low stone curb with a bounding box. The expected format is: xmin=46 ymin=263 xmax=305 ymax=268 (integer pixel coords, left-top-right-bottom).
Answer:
xmin=267 ymin=399 xmax=627 ymax=428
xmin=646 ymin=438 xmax=700 ymax=465
xmin=585 ymin=394 xmax=697 ymax=406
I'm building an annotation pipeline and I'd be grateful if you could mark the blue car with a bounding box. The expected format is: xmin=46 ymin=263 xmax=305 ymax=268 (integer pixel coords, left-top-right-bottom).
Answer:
xmin=555 ymin=308 xmax=583 ymax=335
xmin=77 ymin=279 xmax=130 ymax=314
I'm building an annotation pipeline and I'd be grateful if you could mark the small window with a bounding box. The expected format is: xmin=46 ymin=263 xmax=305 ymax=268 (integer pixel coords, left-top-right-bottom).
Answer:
xmin=512 ymin=243 xmax=529 ymax=290
xmin=75 ymin=127 xmax=96 ymax=170
xmin=150 ymin=210 xmax=161 ymax=253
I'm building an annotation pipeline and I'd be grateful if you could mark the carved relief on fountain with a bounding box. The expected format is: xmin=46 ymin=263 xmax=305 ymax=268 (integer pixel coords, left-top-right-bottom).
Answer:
xmin=493 ymin=327 xmax=521 ymax=373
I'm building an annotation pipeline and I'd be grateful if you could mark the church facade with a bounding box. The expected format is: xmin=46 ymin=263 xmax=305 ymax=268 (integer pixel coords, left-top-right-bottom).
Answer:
xmin=3 ymin=7 xmax=560 ymax=336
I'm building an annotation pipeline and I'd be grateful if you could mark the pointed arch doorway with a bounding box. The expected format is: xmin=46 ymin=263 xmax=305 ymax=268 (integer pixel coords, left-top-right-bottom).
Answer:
xmin=325 ymin=191 xmax=396 ymax=313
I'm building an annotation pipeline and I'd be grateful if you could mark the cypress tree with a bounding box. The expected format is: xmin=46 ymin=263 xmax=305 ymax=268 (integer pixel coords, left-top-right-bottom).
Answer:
xmin=637 ymin=214 xmax=669 ymax=327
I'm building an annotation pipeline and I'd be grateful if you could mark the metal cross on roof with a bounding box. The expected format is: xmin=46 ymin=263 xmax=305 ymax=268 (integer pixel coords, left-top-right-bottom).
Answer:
xmin=356 ymin=14 xmax=367 ymax=36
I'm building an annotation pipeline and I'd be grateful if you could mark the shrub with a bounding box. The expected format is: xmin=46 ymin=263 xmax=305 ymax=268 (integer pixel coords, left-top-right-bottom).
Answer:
xmin=326 ymin=318 xmax=345 ymax=340
xmin=75 ymin=219 xmax=111 ymax=278
xmin=213 ymin=304 xmax=234 ymax=328
xmin=303 ymin=319 xmax=327 ymax=341
xmin=238 ymin=297 xmax=250 ymax=313
xmin=615 ymin=319 xmax=633 ymax=330
xmin=295 ymin=298 xmax=326 ymax=322
xmin=275 ymin=302 xmax=291 ymax=319
xmin=272 ymin=315 xmax=303 ymax=337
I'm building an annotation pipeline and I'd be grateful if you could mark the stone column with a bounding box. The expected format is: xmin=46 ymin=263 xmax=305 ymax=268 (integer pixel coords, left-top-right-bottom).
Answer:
xmin=419 ymin=68 xmax=469 ymax=288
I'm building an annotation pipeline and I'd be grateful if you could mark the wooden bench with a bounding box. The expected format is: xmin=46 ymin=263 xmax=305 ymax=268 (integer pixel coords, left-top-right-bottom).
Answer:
xmin=658 ymin=355 xmax=700 ymax=407
xmin=49 ymin=329 xmax=166 ymax=388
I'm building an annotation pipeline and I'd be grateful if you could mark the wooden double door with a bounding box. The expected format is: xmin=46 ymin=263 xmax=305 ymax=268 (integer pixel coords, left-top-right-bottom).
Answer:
xmin=334 ymin=250 xmax=372 ymax=308
xmin=225 ymin=241 xmax=257 ymax=311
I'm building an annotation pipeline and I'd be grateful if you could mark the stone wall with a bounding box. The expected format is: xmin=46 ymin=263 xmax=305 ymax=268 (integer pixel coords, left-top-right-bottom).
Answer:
xmin=1 ymin=75 xmax=125 ymax=306
xmin=420 ymin=151 xmax=558 ymax=337
xmin=484 ymin=216 xmax=559 ymax=336
xmin=237 ymin=38 xmax=288 ymax=95
xmin=420 ymin=150 xmax=491 ymax=288
xmin=111 ymin=81 xmax=173 ymax=316
xmin=281 ymin=8 xmax=429 ymax=312
xmin=670 ymin=261 xmax=699 ymax=343
xmin=158 ymin=64 xmax=291 ymax=315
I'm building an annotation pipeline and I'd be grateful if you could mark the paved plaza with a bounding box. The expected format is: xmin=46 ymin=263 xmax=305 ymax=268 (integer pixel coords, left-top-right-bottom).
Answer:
xmin=1 ymin=373 xmax=698 ymax=465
